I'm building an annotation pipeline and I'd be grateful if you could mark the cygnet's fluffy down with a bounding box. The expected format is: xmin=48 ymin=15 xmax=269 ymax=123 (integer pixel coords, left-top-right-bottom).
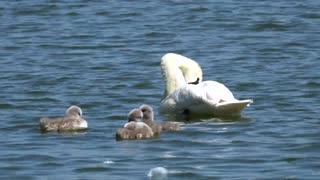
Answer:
xmin=39 ymin=106 xmax=88 ymax=132
xmin=116 ymin=109 xmax=154 ymax=140
xmin=139 ymin=104 xmax=180 ymax=133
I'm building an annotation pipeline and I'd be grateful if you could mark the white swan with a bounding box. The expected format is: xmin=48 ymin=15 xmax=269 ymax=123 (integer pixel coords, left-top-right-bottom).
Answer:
xmin=159 ymin=53 xmax=253 ymax=117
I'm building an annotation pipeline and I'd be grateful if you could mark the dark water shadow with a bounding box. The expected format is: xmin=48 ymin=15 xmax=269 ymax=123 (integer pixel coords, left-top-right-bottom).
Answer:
xmin=39 ymin=129 xmax=89 ymax=136
xmin=161 ymin=113 xmax=255 ymax=124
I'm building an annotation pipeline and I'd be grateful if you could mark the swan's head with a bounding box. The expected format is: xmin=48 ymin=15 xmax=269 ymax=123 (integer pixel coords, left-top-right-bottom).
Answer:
xmin=66 ymin=106 xmax=82 ymax=117
xmin=161 ymin=53 xmax=203 ymax=97
xmin=139 ymin=104 xmax=154 ymax=122
xmin=128 ymin=109 xmax=143 ymax=122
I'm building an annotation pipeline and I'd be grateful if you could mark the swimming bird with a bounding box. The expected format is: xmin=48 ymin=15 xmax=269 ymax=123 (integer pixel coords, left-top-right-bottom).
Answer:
xmin=39 ymin=105 xmax=88 ymax=132
xmin=140 ymin=104 xmax=180 ymax=132
xmin=159 ymin=53 xmax=253 ymax=117
xmin=115 ymin=109 xmax=154 ymax=140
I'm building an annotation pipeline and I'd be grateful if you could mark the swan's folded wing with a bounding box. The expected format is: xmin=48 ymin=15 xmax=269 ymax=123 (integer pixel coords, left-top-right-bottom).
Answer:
xmin=160 ymin=82 xmax=253 ymax=116
xmin=214 ymin=99 xmax=253 ymax=116
xmin=160 ymin=85 xmax=215 ymax=114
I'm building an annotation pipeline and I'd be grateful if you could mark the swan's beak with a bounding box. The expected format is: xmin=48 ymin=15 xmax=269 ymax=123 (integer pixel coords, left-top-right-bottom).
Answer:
xmin=188 ymin=77 xmax=200 ymax=85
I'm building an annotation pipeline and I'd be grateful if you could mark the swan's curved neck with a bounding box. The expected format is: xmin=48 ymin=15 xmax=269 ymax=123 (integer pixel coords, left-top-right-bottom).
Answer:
xmin=161 ymin=53 xmax=203 ymax=97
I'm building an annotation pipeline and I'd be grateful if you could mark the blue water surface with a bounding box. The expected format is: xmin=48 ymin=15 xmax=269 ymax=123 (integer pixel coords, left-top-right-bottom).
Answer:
xmin=1 ymin=0 xmax=319 ymax=179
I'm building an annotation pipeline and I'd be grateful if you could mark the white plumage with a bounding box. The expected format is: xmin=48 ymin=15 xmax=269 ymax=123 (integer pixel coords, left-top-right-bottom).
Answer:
xmin=159 ymin=53 xmax=253 ymax=117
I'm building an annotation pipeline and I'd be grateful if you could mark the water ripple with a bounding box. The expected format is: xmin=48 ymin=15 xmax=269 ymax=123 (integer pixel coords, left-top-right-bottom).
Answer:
xmin=1 ymin=0 xmax=319 ymax=179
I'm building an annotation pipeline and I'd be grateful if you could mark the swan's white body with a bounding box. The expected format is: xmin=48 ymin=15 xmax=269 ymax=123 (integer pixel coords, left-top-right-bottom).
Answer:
xmin=159 ymin=53 xmax=253 ymax=117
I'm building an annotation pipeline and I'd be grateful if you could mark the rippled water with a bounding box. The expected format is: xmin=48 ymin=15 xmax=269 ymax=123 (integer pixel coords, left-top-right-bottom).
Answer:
xmin=1 ymin=0 xmax=320 ymax=179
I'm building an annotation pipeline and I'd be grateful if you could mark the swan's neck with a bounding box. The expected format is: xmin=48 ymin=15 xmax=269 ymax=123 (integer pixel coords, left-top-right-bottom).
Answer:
xmin=161 ymin=53 xmax=203 ymax=97
xmin=161 ymin=59 xmax=186 ymax=97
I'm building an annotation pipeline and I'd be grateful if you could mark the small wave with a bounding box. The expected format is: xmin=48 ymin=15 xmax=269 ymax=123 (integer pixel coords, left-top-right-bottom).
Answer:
xmin=162 ymin=152 xmax=177 ymax=158
xmin=75 ymin=166 xmax=111 ymax=173
xmin=103 ymin=160 xmax=115 ymax=164
xmin=253 ymin=22 xmax=290 ymax=31
xmin=301 ymin=13 xmax=320 ymax=19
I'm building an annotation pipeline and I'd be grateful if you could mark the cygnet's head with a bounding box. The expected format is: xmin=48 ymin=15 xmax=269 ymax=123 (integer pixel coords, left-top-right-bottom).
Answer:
xmin=128 ymin=109 xmax=143 ymax=122
xmin=65 ymin=106 xmax=82 ymax=117
xmin=139 ymin=104 xmax=154 ymax=122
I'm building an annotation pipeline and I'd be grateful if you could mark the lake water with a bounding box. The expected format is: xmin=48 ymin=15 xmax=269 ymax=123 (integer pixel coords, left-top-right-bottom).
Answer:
xmin=1 ymin=0 xmax=319 ymax=179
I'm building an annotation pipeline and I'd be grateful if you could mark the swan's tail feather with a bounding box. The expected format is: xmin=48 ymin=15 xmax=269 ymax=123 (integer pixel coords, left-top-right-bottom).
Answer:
xmin=214 ymin=99 xmax=253 ymax=116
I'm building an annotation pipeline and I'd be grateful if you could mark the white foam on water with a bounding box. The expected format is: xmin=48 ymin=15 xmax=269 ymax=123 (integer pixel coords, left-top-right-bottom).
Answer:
xmin=148 ymin=167 xmax=168 ymax=180
xmin=103 ymin=160 xmax=114 ymax=164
